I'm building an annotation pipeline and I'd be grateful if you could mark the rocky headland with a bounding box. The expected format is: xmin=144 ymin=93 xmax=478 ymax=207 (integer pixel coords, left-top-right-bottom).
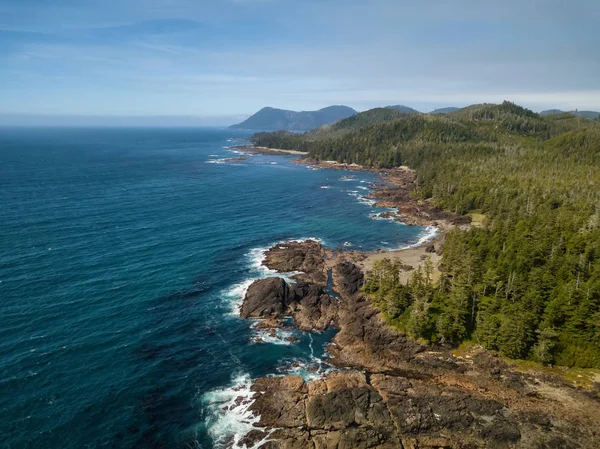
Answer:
xmin=234 ymin=240 xmax=600 ymax=449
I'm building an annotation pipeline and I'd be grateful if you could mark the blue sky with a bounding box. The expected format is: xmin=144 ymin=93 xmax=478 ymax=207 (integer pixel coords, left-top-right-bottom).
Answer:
xmin=1 ymin=0 xmax=599 ymax=124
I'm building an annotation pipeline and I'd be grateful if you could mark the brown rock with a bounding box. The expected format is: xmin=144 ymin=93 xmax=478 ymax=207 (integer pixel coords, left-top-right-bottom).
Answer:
xmin=250 ymin=376 xmax=307 ymax=428
xmin=263 ymin=240 xmax=327 ymax=284
xmin=289 ymin=282 xmax=336 ymax=331
xmin=240 ymin=277 xmax=289 ymax=318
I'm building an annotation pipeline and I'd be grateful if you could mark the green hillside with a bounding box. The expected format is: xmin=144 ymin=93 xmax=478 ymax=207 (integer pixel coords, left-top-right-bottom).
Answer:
xmin=252 ymin=101 xmax=600 ymax=368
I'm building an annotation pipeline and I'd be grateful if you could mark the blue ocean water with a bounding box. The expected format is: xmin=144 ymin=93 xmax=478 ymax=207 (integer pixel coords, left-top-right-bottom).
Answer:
xmin=0 ymin=127 xmax=432 ymax=448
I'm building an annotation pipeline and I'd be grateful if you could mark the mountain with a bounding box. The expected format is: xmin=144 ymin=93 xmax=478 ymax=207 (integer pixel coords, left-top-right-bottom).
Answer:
xmin=386 ymin=105 xmax=420 ymax=114
xmin=229 ymin=105 xmax=357 ymax=131
xmin=540 ymin=109 xmax=600 ymax=119
xmin=539 ymin=109 xmax=565 ymax=116
xmin=429 ymin=107 xmax=461 ymax=114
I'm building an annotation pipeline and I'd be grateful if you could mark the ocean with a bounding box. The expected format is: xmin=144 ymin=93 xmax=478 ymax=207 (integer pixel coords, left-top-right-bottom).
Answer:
xmin=0 ymin=127 xmax=433 ymax=448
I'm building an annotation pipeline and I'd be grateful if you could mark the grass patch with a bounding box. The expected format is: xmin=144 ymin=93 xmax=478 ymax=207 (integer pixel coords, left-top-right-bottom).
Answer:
xmin=451 ymin=341 xmax=479 ymax=358
xmin=507 ymin=358 xmax=600 ymax=390
xmin=452 ymin=342 xmax=600 ymax=391
xmin=469 ymin=211 xmax=486 ymax=227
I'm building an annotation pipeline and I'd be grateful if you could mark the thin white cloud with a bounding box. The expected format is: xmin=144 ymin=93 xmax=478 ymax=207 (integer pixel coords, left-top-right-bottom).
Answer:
xmin=1 ymin=0 xmax=599 ymax=116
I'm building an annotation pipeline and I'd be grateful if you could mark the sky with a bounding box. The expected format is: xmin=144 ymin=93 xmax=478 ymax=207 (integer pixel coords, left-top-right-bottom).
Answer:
xmin=1 ymin=0 xmax=599 ymax=125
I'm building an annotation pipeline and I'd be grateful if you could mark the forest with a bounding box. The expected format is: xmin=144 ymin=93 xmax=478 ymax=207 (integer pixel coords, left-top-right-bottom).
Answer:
xmin=252 ymin=102 xmax=600 ymax=368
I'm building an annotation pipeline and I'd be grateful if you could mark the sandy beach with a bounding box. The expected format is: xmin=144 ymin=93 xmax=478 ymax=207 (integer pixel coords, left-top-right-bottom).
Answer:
xmin=357 ymin=234 xmax=444 ymax=284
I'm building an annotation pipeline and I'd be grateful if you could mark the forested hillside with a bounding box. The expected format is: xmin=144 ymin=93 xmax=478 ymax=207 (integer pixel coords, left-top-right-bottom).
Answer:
xmin=252 ymin=101 xmax=600 ymax=368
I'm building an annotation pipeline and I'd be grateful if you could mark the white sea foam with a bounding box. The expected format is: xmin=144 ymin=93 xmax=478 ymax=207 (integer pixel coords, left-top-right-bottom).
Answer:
xmin=392 ymin=226 xmax=439 ymax=250
xmin=276 ymin=334 xmax=334 ymax=381
xmin=206 ymin=158 xmax=229 ymax=165
xmin=320 ymin=186 xmax=330 ymax=189
xmin=246 ymin=246 xmax=278 ymax=277
xmin=203 ymin=373 xmax=273 ymax=449
xmin=278 ymin=359 xmax=332 ymax=381
xmin=357 ymin=196 xmax=377 ymax=206
xmin=223 ymin=279 xmax=256 ymax=317
xmin=413 ymin=225 xmax=439 ymax=247
xmin=369 ymin=211 xmax=398 ymax=221
xmin=251 ymin=327 xmax=297 ymax=345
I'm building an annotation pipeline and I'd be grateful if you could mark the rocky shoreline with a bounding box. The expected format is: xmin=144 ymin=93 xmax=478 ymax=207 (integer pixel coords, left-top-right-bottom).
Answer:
xmin=231 ymin=240 xmax=600 ymax=449
xmin=231 ymin=145 xmax=465 ymax=229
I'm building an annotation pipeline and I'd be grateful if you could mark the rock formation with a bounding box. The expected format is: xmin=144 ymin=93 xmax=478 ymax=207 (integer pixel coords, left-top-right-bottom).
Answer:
xmin=235 ymin=240 xmax=600 ymax=449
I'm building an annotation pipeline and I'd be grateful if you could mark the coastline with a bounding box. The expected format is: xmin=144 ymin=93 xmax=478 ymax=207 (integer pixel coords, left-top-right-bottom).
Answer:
xmin=232 ymin=144 xmax=458 ymax=278
xmin=231 ymin=144 xmax=307 ymax=156
xmin=226 ymin=238 xmax=600 ymax=449
xmin=205 ymin=144 xmax=600 ymax=448
xmin=357 ymin=231 xmax=443 ymax=283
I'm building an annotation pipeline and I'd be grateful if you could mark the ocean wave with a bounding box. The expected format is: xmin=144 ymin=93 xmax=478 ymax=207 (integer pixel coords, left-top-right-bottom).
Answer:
xmin=393 ymin=225 xmax=438 ymax=250
xmin=320 ymin=186 xmax=330 ymax=189
xmin=202 ymin=373 xmax=272 ymax=449
xmin=251 ymin=326 xmax=298 ymax=345
xmin=223 ymin=279 xmax=256 ymax=317
xmin=276 ymin=333 xmax=334 ymax=380
xmin=357 ymin=196 xmax=376 ymax=206
xmin=276 ymin=358 xmax=332 ymax=382
xmin=369 ymin=212 xmax=398 ymax=221
xmin=413 ymin=225 xmax=439 ymax=247
xmin=205 ymin=158 xmax=228 ymax=165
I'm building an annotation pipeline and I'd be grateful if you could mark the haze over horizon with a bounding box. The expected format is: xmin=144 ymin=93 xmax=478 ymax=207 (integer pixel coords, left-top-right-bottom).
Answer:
xmin=1 ymin=0 xmax=599 ymax=125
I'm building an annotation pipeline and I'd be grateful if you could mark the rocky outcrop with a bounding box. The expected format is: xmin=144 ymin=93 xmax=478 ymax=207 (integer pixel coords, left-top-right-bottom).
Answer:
xmin=240 ymin=277 xmax=335 ymax=331
xmin=234 ymin=241 xmax=600 ymax=449
xmin=263 ymin=240 xmax=327 ymax=284
xmin=244 ymin=365 xmax=599 ymax=449
xmin=241 ymin=277 xmax=289 ymax=319
xmin=288 ymin=282 xmax=336 ymax=331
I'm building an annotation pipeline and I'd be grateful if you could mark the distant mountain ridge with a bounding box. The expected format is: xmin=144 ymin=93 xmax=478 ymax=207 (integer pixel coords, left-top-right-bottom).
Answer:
xmin=540 ymin=109 xmax=600 ymax=119
xmin=229 ymin=106 xmax=357 ymax=131
xmin=430 ymin=107 xmax=461 ymax=114
xmin=386 ymin=105 xmax=420 ymax=114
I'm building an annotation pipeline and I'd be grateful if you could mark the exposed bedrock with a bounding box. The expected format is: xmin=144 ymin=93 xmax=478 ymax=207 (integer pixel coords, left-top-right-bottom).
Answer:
xmin=240 ymin=277 xmax=289 ymax=319
xmin=234 ymin=240 xmax=600 ymax=449
xmin=240 ymin=277 xmax=335 ymax=331
xmin=262 ymin=239 xmax=328 ymax=284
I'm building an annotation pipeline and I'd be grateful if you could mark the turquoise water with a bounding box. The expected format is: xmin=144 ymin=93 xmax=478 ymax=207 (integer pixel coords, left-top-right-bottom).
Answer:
xmin=0 ymin=127 xmax=432 ymax=448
